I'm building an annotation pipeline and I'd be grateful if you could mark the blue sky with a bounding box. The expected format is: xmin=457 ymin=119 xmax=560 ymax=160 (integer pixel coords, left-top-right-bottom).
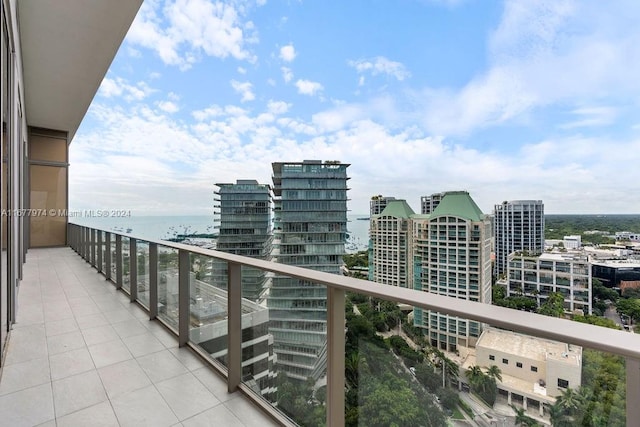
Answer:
xmin=70 ymin=0 xmax=640 ymax=215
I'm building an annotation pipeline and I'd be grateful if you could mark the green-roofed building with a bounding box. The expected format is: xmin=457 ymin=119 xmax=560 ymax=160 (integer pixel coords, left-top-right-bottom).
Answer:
xmin=412 ymin=191 xmax=492 ymax=352
xmin=370 ymin=200 xmax=416 ymax=288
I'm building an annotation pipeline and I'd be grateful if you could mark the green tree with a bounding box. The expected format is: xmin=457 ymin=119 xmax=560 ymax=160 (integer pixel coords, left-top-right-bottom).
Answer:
xmin=486 ymin=364 xmax=502 ymax=383
xmin=466 ymin=365 xmax=486 ymax=391
xmin=359 ymin=374 xmax=423 ymax=427
xmin=538 ymin=292 xmax=565 ymax=317
xmin=511 ymin=404 xmax=539 ymax=426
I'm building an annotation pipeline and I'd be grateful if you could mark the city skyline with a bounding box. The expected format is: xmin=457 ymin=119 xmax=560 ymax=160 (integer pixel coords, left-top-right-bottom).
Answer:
xmin=68 ymin=0 xmax=640 ymax=215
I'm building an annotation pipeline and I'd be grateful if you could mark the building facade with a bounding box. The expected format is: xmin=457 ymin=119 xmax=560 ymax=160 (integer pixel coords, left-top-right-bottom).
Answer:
xmin=475 ymin=328 xmax=582 ymax=416
xmin=507 ymin=251 xmax=592 ymax=314
xmin=369 ymin=195 xmax=396 ymax=216
xmin=420 ymin=192 xmax=444 ymax=215
xmin=268 ymin=160 xmax=349 ymax=380
xmin=212 ymin=180 xmax=272 ymax=302
xmin=369 ymin=200 xmax=415 ymax=288
xmin=494 ymin=200 xmax=545 ymax=278
xmin=413 ymin=191 xmax=492 ymax=352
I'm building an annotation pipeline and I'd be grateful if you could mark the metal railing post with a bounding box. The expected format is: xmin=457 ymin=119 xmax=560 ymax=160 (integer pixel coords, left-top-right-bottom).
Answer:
xmin=327 ymin=286 xmax=345 ymax=427
xmin=178 ymin=249 xmax=190 ymax=347
xmin=105 ymin=233 xmax=112 ymax=281
xmin=227 ymin=262 xmax=242 ymax=392
xmin=97 ymin=231 xmax=103 ymax=273
xmin=149 ymin=243 xmax=158 ymax=320
xmin=627 ymin=357 xmax=640 ymax=423
xmin=115 ymin=234 xmax=123 ymax=289
xmin=130 ymin=238 xmax=138 ymax=302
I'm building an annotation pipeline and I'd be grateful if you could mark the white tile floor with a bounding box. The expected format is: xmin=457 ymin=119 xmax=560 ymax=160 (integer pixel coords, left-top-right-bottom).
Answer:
xmin=0 ymin=248 xmax=281 ymax=427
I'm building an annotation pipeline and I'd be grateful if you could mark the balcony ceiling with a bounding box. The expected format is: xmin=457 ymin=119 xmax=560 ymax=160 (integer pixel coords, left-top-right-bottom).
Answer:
xmin=18 ymin=0 xmax=142 ymax=141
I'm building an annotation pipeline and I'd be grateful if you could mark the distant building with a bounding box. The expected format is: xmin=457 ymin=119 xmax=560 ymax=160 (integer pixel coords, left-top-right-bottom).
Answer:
xmin=473 ymin=327 xmax=582 ymax=416
xmin=369 ymin=200 xmax=415 ymax=288
xmin=413 ymin=191 xmax=492 ymax=352
xmin=420 ymin=192 xmax=444 ymax=215
xmin=507 ymin=251 xmax=592 ymax=314
xmin=616 ymin=231 xmax=640 ymax=242
xmin=370 ymin=195 xmax=397 ymax=216
xmin=563 ymin=235 xmax=582 ymax=249
xmin=494 ymin=200 xmax=545 ymax=278
xmin=269 ymin=160 xmax=349 ymax=380
xmin=591 ymin=259 xmax=640 ymax=289
xmin=212 ymin=180 xmax=272 ymax=301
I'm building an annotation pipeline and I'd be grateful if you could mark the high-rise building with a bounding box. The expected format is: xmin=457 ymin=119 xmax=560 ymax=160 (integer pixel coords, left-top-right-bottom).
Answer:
xmin=420 ymin=192 xmax=444 ymax=215
xmin=494 ymin=200 xmax=545 ymax=278
xmin=269 ymin=160 xmax=349 ymax=380
xmin=369 ymin=200 xmax=415 ymax=288
xmin=369 ymin=195 xmax=396 ymax=216
xmin=413 ymin=191 xmax=492 ymax=352
xmin=212 ymin=180 xmax=272 ymax=301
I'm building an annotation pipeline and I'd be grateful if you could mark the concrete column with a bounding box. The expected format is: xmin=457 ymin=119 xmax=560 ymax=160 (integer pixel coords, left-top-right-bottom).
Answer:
xmin=523 ymin=396 xmax=528 ymax=410
xmin=507 ymin=391 xmax=512 ymax=405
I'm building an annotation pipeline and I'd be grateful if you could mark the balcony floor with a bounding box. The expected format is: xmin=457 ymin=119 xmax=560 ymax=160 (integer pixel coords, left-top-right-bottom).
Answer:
xmin=0 ymin=247 xmax=279 ymax=427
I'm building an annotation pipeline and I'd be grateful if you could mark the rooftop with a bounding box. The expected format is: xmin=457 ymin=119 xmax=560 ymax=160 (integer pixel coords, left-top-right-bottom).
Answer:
xmin=476 ymin=328 xmax=582 ymax=366
xmin=430 ymin=191 xmax=485 ymax=222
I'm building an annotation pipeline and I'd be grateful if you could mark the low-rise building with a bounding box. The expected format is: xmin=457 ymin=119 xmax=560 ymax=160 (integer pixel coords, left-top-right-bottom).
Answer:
xmin=473 ymin=328 xmax=582 ymax=416
xmin=507 ymin=251 xmax=592 ymax=314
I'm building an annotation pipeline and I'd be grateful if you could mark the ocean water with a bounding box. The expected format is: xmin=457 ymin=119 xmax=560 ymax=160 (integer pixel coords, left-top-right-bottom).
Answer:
xmin=71 ymin=214 xmax=370 ymax=253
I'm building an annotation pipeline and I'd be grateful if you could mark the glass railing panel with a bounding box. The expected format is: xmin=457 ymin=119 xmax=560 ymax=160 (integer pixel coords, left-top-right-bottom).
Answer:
xmin=99 ymin=231 xmax=107 ymax=274
xmin=239 ymin=265 xmax=277 ymax=405
xmin=347 ymin=292 xmax=447 ymax=427
xmin=122 ymin=237 xmax=130 ymax=293
xmin=110 ymin=233 xmax=117 ymax=281
xmin=396 ymin=308 xmax=628 ymax=427
xmin=157 ymin=245 xmax=179 ymax=330
xmin=189 ymin=254 xmax=229 ymax=368
xmin=266 ymin=277 xmax=327 ymax=426
xmin=137 ymin=241 xmax=150 ymax=308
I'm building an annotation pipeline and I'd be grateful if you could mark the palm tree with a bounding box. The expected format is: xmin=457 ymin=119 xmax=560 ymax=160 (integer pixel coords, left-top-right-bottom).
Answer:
xmin=550 ymin=387 xmax=585 ymax=426
xmin=466 ymin=365 xmax=486 ymax=391
xmin=510 ymin=404 xmax=539 ymax=426
xmin=486 ymin=364 xmax=502 ymax=383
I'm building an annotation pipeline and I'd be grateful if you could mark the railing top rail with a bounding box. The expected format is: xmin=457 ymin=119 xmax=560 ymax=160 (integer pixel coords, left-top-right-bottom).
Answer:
xmin=71 ymin=223 xmax=640 ymax=360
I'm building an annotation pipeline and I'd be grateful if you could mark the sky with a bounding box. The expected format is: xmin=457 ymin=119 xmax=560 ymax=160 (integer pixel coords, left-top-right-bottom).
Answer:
xmin=69 ymin=0 xmax=640 ymax=216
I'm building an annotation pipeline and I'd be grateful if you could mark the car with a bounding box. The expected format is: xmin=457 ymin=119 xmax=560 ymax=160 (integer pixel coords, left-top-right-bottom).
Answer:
xmin=409 ymin=367 xmax=416 ymax=375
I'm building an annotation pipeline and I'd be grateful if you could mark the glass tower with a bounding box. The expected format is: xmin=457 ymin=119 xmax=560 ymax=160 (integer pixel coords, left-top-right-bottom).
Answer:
xmin=211 ymin=180 xmax=272 ymax=302
xmin=269 ymin=160 xmax=349 ymax=380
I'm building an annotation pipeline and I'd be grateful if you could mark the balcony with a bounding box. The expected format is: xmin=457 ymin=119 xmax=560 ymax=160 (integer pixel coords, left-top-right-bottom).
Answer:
xmin=0 ymin=247 xmax=280 ymax=427
xmin=2 ymin=224 xmax=640 ymax=426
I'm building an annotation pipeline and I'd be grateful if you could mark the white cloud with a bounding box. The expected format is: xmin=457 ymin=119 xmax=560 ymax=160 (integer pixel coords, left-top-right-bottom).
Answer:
xmin=267 ymin=100 xmax=291 ymax=115
xmin=231 ymin=80 xmax=256 ymax=102
xmin=281 ymin=66 xmax=293 ymax=83
xmin=279 ymin=44 xmax=296 ymax=62
xmin=419 ymin=0 xmax=640 ymax=135
xmin=349 ymin=56 xmax=411 ymax=81
xmin=295 ymin=79 xmax=324 ymax=96
xmin=560 ymin=106 xmax=617 ymax=129
xmin=126 ymin=0 xmax=258 ymax=70
xmin=237 ymin=66 xmax=247 ymax=74
xmin=98 ymin=77 xmax=155 ymax=101
xmin=157 ymin=100 xmax=179 ymax=113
